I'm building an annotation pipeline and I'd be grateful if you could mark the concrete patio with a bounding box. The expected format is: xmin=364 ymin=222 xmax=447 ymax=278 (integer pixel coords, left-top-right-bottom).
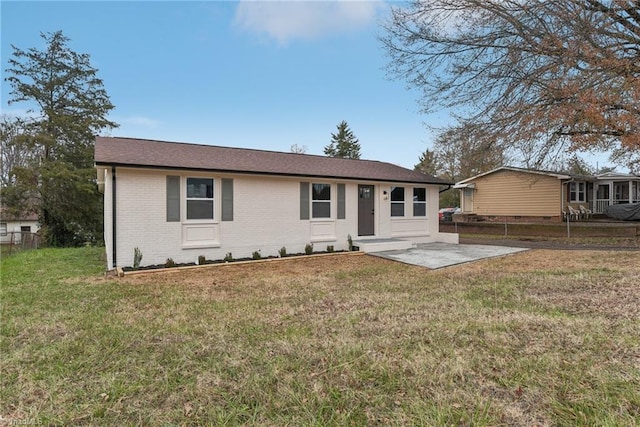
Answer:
xmin=371 ymin=242 xmax=528 ymax=269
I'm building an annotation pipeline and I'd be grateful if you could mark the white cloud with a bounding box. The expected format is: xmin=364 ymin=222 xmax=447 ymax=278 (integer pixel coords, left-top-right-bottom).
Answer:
xmin=234 ymin=0 xmax=385 ymax=45
xmin=116 ymin=116 xmax=160 ymax=128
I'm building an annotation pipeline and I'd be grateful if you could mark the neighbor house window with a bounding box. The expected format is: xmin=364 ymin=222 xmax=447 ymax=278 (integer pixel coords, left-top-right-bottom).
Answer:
xmin=312 ymin=183 xmax=331 ymax=218
xmin=186 ymin=178 xmax=214 ymax=220
xmin=0 ymin=223 xmax=6 ymax=236
xmin=413 ymin=188 xmax=426 ymax=216
xmin=569 ymin=182 xmax=585 ymax=202
xmin=391 ymin=186 xmax=405 ymax=217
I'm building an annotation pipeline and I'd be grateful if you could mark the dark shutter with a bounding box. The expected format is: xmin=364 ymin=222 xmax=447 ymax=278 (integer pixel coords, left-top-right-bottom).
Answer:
xmin=337 ymin=184 xmax=345 ymax=219
xmin=300 ymin=182 xmax=309 ymax=220
xmin=222 ymin=178 xmax=234 ymax=221
xmin=166 ymin=176 xmax=180 ymax=222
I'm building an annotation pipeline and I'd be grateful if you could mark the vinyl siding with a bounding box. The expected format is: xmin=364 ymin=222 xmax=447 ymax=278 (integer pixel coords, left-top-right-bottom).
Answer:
xmin=469 ymin=170 xmax=562 ymax=216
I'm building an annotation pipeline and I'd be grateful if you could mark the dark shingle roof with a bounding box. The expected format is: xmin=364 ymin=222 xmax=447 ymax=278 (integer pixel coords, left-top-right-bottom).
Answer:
xmin=95 ymin=137 xmax=450 ymax=185
xmin=0 ymin=206 xmax=38 ymax=222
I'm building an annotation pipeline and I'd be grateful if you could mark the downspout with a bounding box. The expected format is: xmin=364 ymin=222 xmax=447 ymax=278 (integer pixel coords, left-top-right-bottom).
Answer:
xmin=439 ymin=184 xmax=452 ymax=194
xmin=112 ymin=166 xmax=117 ymax=268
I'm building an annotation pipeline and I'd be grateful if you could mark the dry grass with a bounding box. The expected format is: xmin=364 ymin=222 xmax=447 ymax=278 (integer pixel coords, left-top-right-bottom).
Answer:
xmin=2 ymin=247 xmax=639 ymax=426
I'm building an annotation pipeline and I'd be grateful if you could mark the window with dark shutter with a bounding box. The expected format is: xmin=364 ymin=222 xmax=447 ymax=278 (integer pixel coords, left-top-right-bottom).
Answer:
xmin=300 ymin=182 xmax=310 ymax=220
xmin=166 ymin=176 xmax=180 ymax=222
xmin=337 ymin=184 xmax=345 ymax=219
xmin=221 ymin=178 xmax=234 ymax=221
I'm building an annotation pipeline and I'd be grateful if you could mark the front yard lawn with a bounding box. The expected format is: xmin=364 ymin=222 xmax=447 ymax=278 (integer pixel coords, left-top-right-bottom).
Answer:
xmin=1 ymin=247 xmax=639 ymax=425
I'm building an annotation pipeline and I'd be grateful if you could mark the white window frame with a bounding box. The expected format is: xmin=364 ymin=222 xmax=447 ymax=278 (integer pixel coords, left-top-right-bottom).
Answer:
xmin=413 ymin=187 xmax=427 ymax=217
xmin=391 ymin=186 xmax=405 ymax=217
xmin=186 ymin=177 xmax=215 ymax=221
xmin=311 ymin=183 xmax=331 ymax=219
xmin=569 ymin=182 xmax=585 ymax=202
xmin=0 ymin=223 xmax=6 ymax=236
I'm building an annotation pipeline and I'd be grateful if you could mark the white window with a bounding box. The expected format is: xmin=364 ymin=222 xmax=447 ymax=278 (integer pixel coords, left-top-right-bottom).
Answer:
xmin=413 ymin=188 xmax=427 ymax=216
xmin=186 ymin=178 xmax=214 ymax=220
xmin=391 ymin=186 xmax=405 ymax=216
xmin=312 ymin=183 xmax=331 ymax=218
xmin=569 ymin=182 xmax=585 ymax=202
xmin=0 ymin=223 xmax=6 ymax=236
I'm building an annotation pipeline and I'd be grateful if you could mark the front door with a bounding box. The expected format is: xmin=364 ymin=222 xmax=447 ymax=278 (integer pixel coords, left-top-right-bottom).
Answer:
xmin=358 ymin=185 xmax=374 ymax=236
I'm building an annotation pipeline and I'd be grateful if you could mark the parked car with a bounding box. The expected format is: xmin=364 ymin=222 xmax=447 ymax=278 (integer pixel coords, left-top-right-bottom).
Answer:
xmin=438 ymin=207 xmax=461 ymax=221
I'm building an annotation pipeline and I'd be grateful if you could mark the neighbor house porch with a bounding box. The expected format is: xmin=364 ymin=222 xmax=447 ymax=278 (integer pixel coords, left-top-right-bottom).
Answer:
xmin=592 ymin=173 xmax=640 ymax=214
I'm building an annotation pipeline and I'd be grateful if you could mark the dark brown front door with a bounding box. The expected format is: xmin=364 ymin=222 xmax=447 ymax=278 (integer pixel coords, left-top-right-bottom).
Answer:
xmin=358 ymin=185 xmax=374 ymax=236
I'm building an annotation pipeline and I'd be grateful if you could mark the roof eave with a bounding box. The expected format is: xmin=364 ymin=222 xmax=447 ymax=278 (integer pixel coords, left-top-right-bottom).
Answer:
xmin=94 ymin=161 xmax=448 ymax=185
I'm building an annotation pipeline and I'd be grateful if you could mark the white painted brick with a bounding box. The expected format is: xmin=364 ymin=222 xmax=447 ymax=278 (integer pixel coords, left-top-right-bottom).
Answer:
xmin=102 ymin=167 xmax=445 ymax=269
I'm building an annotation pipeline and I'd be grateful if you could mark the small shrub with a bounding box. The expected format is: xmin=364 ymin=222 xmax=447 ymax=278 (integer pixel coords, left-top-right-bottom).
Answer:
xmin=347 ymin=234 xmax=353 ymax=251
xmin=305 ymin=243 xmax=314 ymax=255
xmin=252 ymin=250 xmax=262 ymax=260
xmin=165 ymin=258 xmax=176 ymax=268
xmin=198 ymin=255 xmax=206 ymax=265
xmin=278 ymin=246 xmax=287 ymax=257
xmin=224 ymin=252 xmax=233 ymax=262
xmin=326 ymin=245 xmax=334 ymax=253
xmin=133 ymin=247 xmax=143 ymax=269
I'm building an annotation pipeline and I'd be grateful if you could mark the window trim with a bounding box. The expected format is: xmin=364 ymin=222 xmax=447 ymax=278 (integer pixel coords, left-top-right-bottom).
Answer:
xmin=0 ymin=222 xmax=6 ymax=236
xmin=413 ymin=187 xmax=427 ymax=217
xmin=391 ymin=186 xmax=405 ymax=217
xmin=185 ymin=177 xmax=215 ymax=221
xmin=569 ymin=181 xmax=586 ymax=203
xmin=311 ymin=182 xmax=332 ymax=219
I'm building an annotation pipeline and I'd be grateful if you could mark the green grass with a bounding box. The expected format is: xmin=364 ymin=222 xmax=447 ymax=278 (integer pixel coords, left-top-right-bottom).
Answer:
xmin=1 ymin=247 xmax=639 ymax=425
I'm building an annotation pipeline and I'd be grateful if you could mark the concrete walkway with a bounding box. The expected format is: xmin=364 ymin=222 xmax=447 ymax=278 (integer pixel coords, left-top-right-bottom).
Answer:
xmin=371 ymin=242 xmax=528 ymax=269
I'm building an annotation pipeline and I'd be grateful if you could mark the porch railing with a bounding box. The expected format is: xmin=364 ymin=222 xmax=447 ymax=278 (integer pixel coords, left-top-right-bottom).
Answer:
xmin=594 ymin=198 xmax=640 ymax=214
xmin=594 ymin=199 xmax=609 ymax=214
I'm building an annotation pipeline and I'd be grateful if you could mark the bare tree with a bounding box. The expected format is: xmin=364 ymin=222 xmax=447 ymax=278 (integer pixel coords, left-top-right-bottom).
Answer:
xmin=431 ymin=123 xmax=507 ymax=181
xmin=290 ymin=144 xmax=308 ymax=154
xmin=381 ymin=0 xmax=640 ymax=167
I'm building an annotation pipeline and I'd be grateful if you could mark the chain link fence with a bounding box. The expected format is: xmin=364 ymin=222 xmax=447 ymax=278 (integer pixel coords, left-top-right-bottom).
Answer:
xmin=1 ymin=232 xmax=41 ymax=256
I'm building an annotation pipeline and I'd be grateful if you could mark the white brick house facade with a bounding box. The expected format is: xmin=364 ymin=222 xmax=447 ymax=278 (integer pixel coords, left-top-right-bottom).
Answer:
xmin=96 ymin=137 xmax=456 ymax=270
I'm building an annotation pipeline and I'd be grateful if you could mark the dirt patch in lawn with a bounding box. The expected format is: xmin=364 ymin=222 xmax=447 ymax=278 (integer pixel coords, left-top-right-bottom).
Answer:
xmin=119 ymin=252 xmax=407 ymax=287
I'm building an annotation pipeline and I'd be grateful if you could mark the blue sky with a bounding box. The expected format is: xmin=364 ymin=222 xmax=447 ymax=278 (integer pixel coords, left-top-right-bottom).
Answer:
xmin=1 ymin=0 xmax=451 ymax=169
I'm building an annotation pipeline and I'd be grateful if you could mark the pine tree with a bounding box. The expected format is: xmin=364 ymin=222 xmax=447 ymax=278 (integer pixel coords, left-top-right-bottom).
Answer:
xmin=5 ymin=31 xmax=118 ymax=246
xmin=324 ymin=121 xmax=361 ymax=159
xmin=414 ymin=149 xmax=439 ymax=176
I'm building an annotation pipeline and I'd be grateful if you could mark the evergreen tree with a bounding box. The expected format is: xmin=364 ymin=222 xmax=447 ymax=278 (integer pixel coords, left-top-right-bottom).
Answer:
xmin=4 ymin=31 xmax=118 ymax=246
xmin=563 ymin=154 xmax=595 ymax=176
xmin=414 ymin=149 xmax=439 ymax=176
xmin=324 ymin=121 xmax=361 ymax=159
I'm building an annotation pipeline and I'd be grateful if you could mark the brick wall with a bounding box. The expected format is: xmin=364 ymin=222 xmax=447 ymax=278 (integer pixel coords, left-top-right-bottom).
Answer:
xmin=103 ymin=167 xmax=445 ymax=269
